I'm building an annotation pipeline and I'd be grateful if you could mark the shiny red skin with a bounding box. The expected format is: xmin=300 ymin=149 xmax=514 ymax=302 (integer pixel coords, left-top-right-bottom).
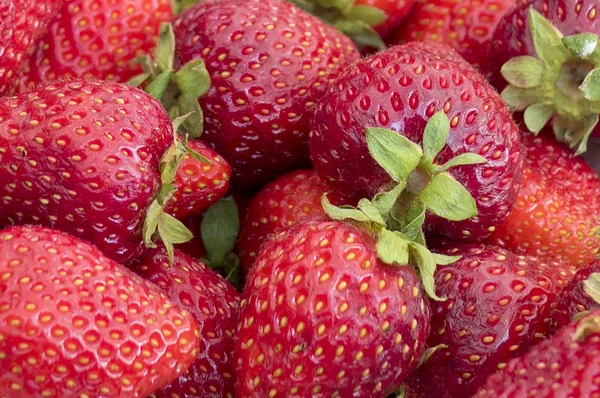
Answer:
xmin=0 ymin=226 xmax=200 ymax=398
xmin=356 ymin=0 xmax=417 ymax=37
xmin=134 ymin=247 xmax=241 ymax=398
xmin=476 ymin=310 xmax=600 ymax=397
xmin=0 ymin=0 xmax=62 ymax=95
xmin=405 ymin=245 xmax=577 ymax=398
xmin=235 ymin=220 xmax=431 ymax=397
xmin=173 ymin=0 xmax=360 ymax=189
xmin=0 ymin=80 xmax=173 ymax=264
xmin=166 ymin=140 xmax=232 ymax=221
xmin=238 ymin=170 xmax=334 ymax=275
xmin=18 ymin=0 xmax=173 ymax=91
xmin=553 ymin=261 xmax=600 ymax=330
xmin=491 ymin=132 xmax=600 ymax=268
xmin=310 ymin=42 xmax=523 ymax=241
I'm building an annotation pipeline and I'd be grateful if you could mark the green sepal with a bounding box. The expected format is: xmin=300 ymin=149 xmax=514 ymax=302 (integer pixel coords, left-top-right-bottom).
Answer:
xmin=201 ymin=197 xmax=241 ymax=268
xmin=142 ymin=200 xmax=163 ymax=247
xmin=501 ymin=85 xmax=544 ymax=111
xmin=438 ymin=153 xmax=487 ymax=172
xmin=432 ymin=253 xmax=462 ymax=265
xmin=500 ymin=56 xmax=545 ymax=88
xmin=177 ymin=93 xmax=204 ymax=138
xmin=376 ymin=229 xmax=410 ymax=266
xmin=345 ymin=5 xmax=386 ymax=26
xmin=157 ymin=212 xmax=194 ymax=263
xmin=136 ymin=55 xmax=154 ymax=74
xmin=372 ymin=183 xmax=406 ymax=216
xmin=583 ymin=272 xmax=600 ymax=305
xmin=410 ymin=242 xmax=445 ymax=301
xmin=417 ymin=344 xmax=448 ymax=367
xmin=401 ymin=200 xmax=426 ymax=242
xmin=529 ymin=8 xmax=570 ymax=66
xmin=562 ymin=33 xmax=598 ymax=57
xmin=128 ymin=72 xmax=151 ymax=87
xmin=315 ymin=0 xmax=353 ymax=9
xmin=554 ymin=113 xmax=599 ymax=155
xmin=524 ymin=103 xmax=555 ymax=133
xmin=333 ymin=20 xmax=386 ymax=50
xmin=145 ymin=70 xmax=174 ymax=101
xmin=366 ymin=127 xmax=422 ymax=183
xmin=357 ymin=198 xmax=386 ymax=226
xmin=422 ymin=110 xmax=450 ymax=164
xmin=419 ymin=172 xmax=478 ymax=221
xmin=155 ymin=23 xmax=176 ymax=72
xmin=322 ymin=194 xmax=371 ymax=223
xmin=580 ymin=67 xmax=600 ymax=101
xmin=572 ymin=313 xmax=600 ymax=342
xmin=175 ymin=59 xmax=211 ymax=99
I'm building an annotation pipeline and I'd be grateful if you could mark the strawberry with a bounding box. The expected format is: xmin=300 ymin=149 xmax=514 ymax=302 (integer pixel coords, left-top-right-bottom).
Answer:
xmin=489 ymin=0 xmax=600 ymax=152
xmin=18 ymin=0 xmax=173 ymax=91
xmin=476 ymin=310 xmax=600 ymax=397
xmin=309 ymin=41 xmax=524 ymax=242
xmin=404 ymin=244 xmax=577 ymax=398
xmin=0 ymin=225 xmax=200 ymax=397
xmin=553 ymin=262 xmax=600 ymax=329
xmin=0 ymin=80 xmax=193 ymax=265
xmin=133 ymin=246 xmax=241 ymax=398
xmin=0 ymin=0 xmax=63 ymax=95
xmin=491 ymin=131 xmax=600 ymax=268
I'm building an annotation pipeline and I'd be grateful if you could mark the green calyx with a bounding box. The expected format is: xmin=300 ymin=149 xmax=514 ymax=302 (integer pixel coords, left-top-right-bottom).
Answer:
xmin=322 ymin=111 xmax=486 ymax=300
xmin=129 ymin=22 xmax=211 ymax=138
xmin=501 ymin=8 xmax=600 ymax=154
xmin=287 ymin=0 xmax=386 ymax=50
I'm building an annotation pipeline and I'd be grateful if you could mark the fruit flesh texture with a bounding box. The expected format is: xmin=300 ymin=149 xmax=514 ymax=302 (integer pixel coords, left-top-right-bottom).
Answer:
xmin=0 ymin=225 xmax=199 ymax=398
xmin=173 ymin=0 xmax=360 ymax=189
xmin=235 ymin=220 xmax=430 ymax=397
xmin=0 ymin=80 xmax=173 ymax=264
xmin=310 ymin=41 xmax=523 ymax=241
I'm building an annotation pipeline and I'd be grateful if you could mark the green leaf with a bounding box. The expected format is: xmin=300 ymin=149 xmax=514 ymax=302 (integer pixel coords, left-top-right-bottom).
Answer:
xmin=562 ymin=33 xmax=599 ymax=57
xmin=159 ymin=139 xmax=187 ymax=187
xmin=432 ymin=253 xmax=461 ymax=265
xmin=177 ymin=93 xmax=204 ymax=138
xmin=500 ymin=56 xmax=545 ymax=88
xmin=583 ymin=272 xmax=600 ymax=305
xmin=184 ymin=144 xmax=211 ymax=163
xmin=172 ymin=113 xmax=192 ymax=133
xmin=145 ymin=69 xmax=174 ymax=101
xmin=402 ymin=200 xmax=426 ymax=242
xmin=439 ymin=153 xmax=488 ymax=172
xmin=376 ymin=229 xmax=410 ymax=266
xmin=128 ymin=73 xmax=151 ymax=87
xmin=419 ymin=172 xmax=478 ymax=221
xmin=321 ymin=194 xmax=371 ymax=222
xmin=528 ymin=8 xmax=570 ymax=66
xmin=357 ymin=199 xmax=386 ymax=225
xmin=372 ymin=182 xmax=406 ymax=216
xmin=345 ymin=5 xmax=386 ymax=27
xmin=366 ymin=127 xmax=423 ymax=183
xmin=136 ymin=55 xmax=155 ymax=74
xmin=422 ymin=110 xmax=450 ymax=164
xmin=576 ymin=114 xmax=599 ymax=155
xmin=159 ymin=213 xmax=194 ymax=244
xmin=418 ymin=344 xmax=448 ymax=367
xmin=175 ymin=59 xmax=211 ymax=98
xmin=501 ymin=85 xmax=543 ymax=111
xmin=334 ymin=20 xmax=386 ymax=50
xmin=580 ymin=67 xmax=600 ymax=101
xmin=410 ymin=242 xmax=444 ymax=301
xmin=523 ymin=103 xmax=555 ymax=133
xmin=201 ymin=198 xmax=240 ymax=267
xmin=142 ymin=200 xmax=163 ymax=247
xmin=315 ymin=0 xmax=353 ymax=10
xmin=155 ymin=23 xmax=176 ymax=72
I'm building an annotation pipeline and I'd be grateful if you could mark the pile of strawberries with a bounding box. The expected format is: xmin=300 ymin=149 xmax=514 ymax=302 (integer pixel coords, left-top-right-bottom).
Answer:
xmin=1 ymin=0 xmax=600 ymax=397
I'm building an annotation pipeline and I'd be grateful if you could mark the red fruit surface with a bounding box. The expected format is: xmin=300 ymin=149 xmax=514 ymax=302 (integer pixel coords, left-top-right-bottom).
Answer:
xmin=477 ymin=310 xmax=600 ymax=397
xmin=235 ymin=220 xmax=430 ymax=397
xmin=356 ymin=0 xmax=417 ymax=37
xmin=0 ymin=0 xmax=62 ymax=94
xmin=0 ymin=225 xmax=199 ymax=398
xmin=173 ymin=0 xmax=360 ymax=189
xmin=166 ymin=140 xmax=232 ymax=221
xmin=553 ymin=261 xmax=600 ymax=329
xmin=238 ymin=169 xmax=335 ymax=275
xmin=134 ymin=247 xmax=241 ymax=398
xmin=0 ymin=80 xmax=173 ymax=264
xmin=18 ymin=0 xmax=173 ymax=91
xmin=310 ymin=41 xmax=523 ymax=241
xmin=405 ymin=244 xmax=577 ymax=398
xmin=491 ymin=132 xmax=600 ymax=268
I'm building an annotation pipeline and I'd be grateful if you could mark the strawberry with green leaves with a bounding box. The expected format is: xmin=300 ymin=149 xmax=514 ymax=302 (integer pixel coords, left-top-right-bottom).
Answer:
xmin=553 ymin=262 xmax=600 ymax=329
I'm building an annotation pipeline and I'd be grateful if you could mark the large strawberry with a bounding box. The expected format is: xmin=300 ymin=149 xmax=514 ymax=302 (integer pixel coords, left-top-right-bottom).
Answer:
xmin=133 ymin=247 xmax=241 ymax=398
xmin=404 ymin=244 xmax=577 ymax=398
xmin=489 ymin=0 xmax=600 ymax=152
xmin=0 ymin=225 xmax=199 ymax=397
xmin=0 ymin=0 xmax=63 ymax=94
xmin=553 ymin=262 xmax=600 ymax=329
xmin=310 ymin=41 xmax=523 ymax=242
xmin=491 ymin=131 xmax=600 ymax=268
xmin=0 ymin=80 xmax=193 ymax=265
xmin=18 ymin=0 xmax=173 ymax=91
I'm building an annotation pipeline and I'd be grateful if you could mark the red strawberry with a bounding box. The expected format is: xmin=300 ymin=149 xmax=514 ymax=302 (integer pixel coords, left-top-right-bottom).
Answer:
xmin=0 ymin=0 xmax=63 ymax=94
xmin=404 ymin=244 xmax=577 ymax=398
xmin=133 ymin=247 xmax=241 ymax=398
xmin=0 ymin=80 xmax=190 ymax=264
xmin=553 ymin=261 xmax=600 ymax=329
xmin=0 ymin=225 xmax=199 ymax=397
xmin=309 ymin=41 xmax=523 ymax=242
xmin=18 ymin=0 xmax=173 ymax=91
xmin=235 ymin=219 xmax=431 ymax=397
xmin=491 ymin=131 xmax=600 ymax=268
xmin=476 ymin=310 xmax=600 ymax=397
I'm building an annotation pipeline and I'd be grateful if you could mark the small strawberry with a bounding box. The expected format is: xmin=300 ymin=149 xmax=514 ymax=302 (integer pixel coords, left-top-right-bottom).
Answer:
xmin=133 ymin=246 xmax=241 ymax=398
xmin=553 ymin=262 xmax=600 ymax=329
xmin=0 ymin=0 xmax=63 ymax=94
xmin=0 ymin=225 xmax=200 ymax=397
xmin=476 ymin=310 xmax=600 ymax=397
xmin=18 ymin=0 xmax=173 ymax=91
xmin=491 ymin=131 xmax=600 ymax=268
xmin=404 ymin=244 xmax=577 ymax=398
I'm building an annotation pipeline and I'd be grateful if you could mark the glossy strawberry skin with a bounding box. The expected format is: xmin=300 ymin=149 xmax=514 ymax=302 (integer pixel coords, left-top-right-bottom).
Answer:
xmin=553 ymin=261 xmax=600 ymax=329
xmin=18 ymin=0 xmax=173 ymax=91
xmin=0 ymin=0 xmax=63 ymax=95
xmin=173 ymin=0 xmax=360 ymax=189
xmin=356 ymin=0 xmax=417 ymax=37
xmin=235 ymin=220 xmax=430 ymax=397
xmin=133 ymin=247 xmax=241 ymax=398
xmin=405 ymin=244 xmax=577 ymax=398
xmin=166 ymin=140 xmax=232 ymax=221
xmin=477 ymin=310 xmax=600 ymax=397
xmin=0 ymin=80 xmax=173 ymax=264
xmin=310 ymin=42 xmax=523 ymax=241
xmin=491 ymin=132 xmax=600 ymax=268
xmin=0 ymin=226 xmax=200 ymax=398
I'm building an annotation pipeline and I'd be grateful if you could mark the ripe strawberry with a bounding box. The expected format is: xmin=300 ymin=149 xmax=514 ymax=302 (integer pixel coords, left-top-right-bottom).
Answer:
xmin=309 ymin=41 xmax=523 ymax=242
xmin=0 ymin=225 xmax=200 ymax=397
xmin=133 ymin=246 xmax=241 ymax=398
xmin=476 ymin=310 xmax=600 ymax=397
xmin=404 ymin=244 xmax=577 ymax=398
xmin=0 ymin=80 xmax=191 ymax=265
xmin=18 ymin=0 xmax=173 ymax=91
xmin=235 ymin=219 xmax=431 ymax=397
xmin=0 ymin=0 xmax=63 ymax=94
xmin=553 ymin=261 xmax=600 ymax=329
xmin=491 ymin=131 xmax=600 ymax=268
